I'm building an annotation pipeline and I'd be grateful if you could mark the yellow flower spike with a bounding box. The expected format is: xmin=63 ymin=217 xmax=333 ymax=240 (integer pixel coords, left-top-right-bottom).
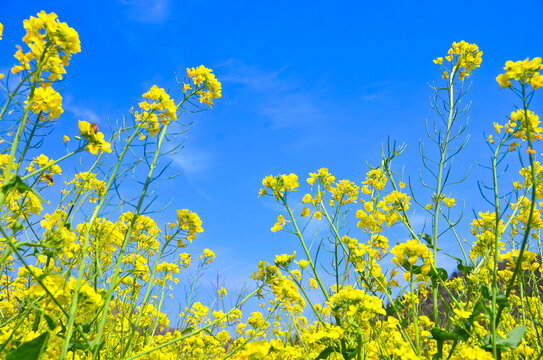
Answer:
xmin=271 ymin=214 xmax=287 ymax=232
xmin=199 ymin=248 xmax=215 ymax=265
xmin=186 ymin=65 xmax=222 ymax=107
xmin=78 ymin=120 xmax=112 ymax=154
xmin=497 ymin=57 xmax=543 ymax=90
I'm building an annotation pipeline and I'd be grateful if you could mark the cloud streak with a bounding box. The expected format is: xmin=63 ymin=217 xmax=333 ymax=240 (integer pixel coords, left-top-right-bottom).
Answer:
xmin=119 ymin=0 xmax=170 ymax=24
xmin=217 ymin=60 xmax=325 ymax=130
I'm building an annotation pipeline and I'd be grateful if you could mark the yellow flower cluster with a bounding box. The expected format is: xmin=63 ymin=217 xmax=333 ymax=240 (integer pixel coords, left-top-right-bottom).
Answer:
xmin=175 ymin=208 xmax=204 ymax=246
xmin=434 ymin=41 xmax=483 ymax=80
xmin=199 ymin=248 xmax=215 ymax=265
xmin=494 ymin=109 xmax=543 ymax=146
xmin=328 ymin=285 xmax=386 ymax=323
xmin=270 ymin=214 xmax=287 ymax=232
xmin=499 ymin=249 xmax=539 ymax=271
xmin=26 ymin=154 xmax=61 ymax=185
xmin=25 ymin=86 xmax=63 ymax=120
xmin=78 ymin=120 xmax=112 ymax=154
xmin=259 ymin=173 xmax=299 ymax=199
xmin=307 ymin=168 xmax=335 ymax=190
xmin=470 ymin=211 xmax=506 ymax=259
xmin=64 ymin=171 xmax=106 ymax=202
xmin=274 ymin=251 xmax=296 ymax=267
xmin=135 ymin=85 xmax=177 ymax=137
xmin=40 ymin=210 xmax=76 ymax=256
xmin=519 ymin=161 xmax=543 ymax=199
xmin=330 ymin=179 xmax=359 ymax=204
xmin=390 ymin=239 xmax=433 ymax=281
xmin=186 ymin=65 xmax=222 ymax=107
xmin=496 ymin=57 xmax=543 ymax=90
xmin=363 ymin=168 xmax=387 ymax=191
xmin=13 ymin=11 xmax=80 ymax=81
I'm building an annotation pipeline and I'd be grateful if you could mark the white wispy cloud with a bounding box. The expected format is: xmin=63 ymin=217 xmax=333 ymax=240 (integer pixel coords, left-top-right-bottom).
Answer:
xmin=119 ymin=0 xmax=170 ymax=24
xmin=173 ymin=146 xmax=214 ymax=176
xmin=259 ymin=93 xmax=324 ymax=130
xmin=65 ymin=102 xmax=101 ymax=124
xmin=217 ymin=59 xmax=325 ymax=129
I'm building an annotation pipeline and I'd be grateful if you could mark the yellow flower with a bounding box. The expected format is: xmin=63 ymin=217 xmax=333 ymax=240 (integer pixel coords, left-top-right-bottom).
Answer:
xmin=26 ymin=86 xmax=63 ymax=120
xmin=297 ymin=259 xmax=309 ymax=269
xmin=63 ymin=135 xmax=70 ymax=144
xmin=0 ymin=22 xmax=3 ymax=40
xmin=443 ymin=197 xmax=455 ymax=207
xmin=497 ymin=57 xmax=543 ymax=90
xmin=313 ymin=211 xmax=322 ymax=220
xmin=78 ymin=120 xmax=112 ymax=154
xmin=433 ymin=57 xmax=443 ymax=65
xmin=271 ymin=214 xmax=287 ymax=232
xmin=200 ymin=248 xmax=215 ymax=265
xmin=300 ymin=207 xmax=310 ymax=217
xmin=186 ymin=65 xmax=222 ymax=107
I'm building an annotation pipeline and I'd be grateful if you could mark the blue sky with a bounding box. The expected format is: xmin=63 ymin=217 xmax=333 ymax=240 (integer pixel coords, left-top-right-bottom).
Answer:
xmin=1 ymin=0 xmax=543 ymax=315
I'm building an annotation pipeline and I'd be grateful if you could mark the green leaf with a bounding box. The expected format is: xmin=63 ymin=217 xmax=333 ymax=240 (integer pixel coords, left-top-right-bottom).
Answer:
xmin=504 ymin=325 xmax=526 ymax=349
xmin=6 ymin=331 xmax=50 ymax=360
xmin=419 ymin=233 xmax=432 ymax=246
xmin=430 ymin=267 xmax=448 ymax=282
xmin=1 ymin=176 xmax=48 ymax=205
xmin=431 ymin=328 xmax=460 ymax=341
xmin=469 ymin=300 xmax=484 ymax=320
xmin=496 ymin=295 xmax=510 ymax=307
xmin=481 ymin=284 xmax=491 ymax=300
xmin=315 ymin=345 xmax=340 ymax=359
xmin=181 ymin=327 xmax=194 ymax=335
xmin=43 ymin=314 xmax=56 ymax=331
xmin=481 ymin=325 xmax=526 ymax=350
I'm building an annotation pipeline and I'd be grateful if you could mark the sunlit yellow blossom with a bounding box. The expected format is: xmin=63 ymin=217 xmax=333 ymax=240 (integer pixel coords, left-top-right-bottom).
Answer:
xmin=271 ymin=214 xmax=287 ymax=232
xmin=260 ymin=173 xmax=299 ymax=200
xmin=497 ymin=57 xmax=543 ymax=90
xmin=186 ymin=65 xmax=222 ymax=107
xmin=200 ymin=248 xmax=215 ymax=265
xmin=13 ymin=12 xmax=80 ymax=83
xmin=438 ymin=41 xmax=482 ymax=80
xmin=488 ymin=134 xmax=494 ymax=144
xmin=78 ymin=120 xmax=112 ymax=154
xmin=275 ymin=251 xmax=296 ymax=267
xmin=176 ymin=209 xmax=203 ymax=246
xmin=26 ymin=86 xmax=63 ymax=120
xmin=135 ymin=85 xmax=177 ymax=137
